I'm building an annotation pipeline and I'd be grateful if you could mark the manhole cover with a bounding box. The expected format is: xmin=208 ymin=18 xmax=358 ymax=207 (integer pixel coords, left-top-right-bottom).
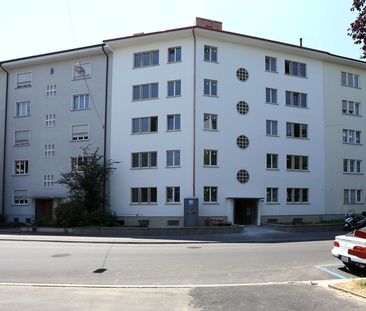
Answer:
xmin=51 ymin=254 xmax=71 ymax=258
xmin=93 ymin=268 xmax=107 ymax=273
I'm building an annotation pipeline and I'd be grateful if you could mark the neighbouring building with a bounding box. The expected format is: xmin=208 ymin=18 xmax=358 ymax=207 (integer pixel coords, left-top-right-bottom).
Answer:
xmin=1 ymin=18 xmax=366 ymax=227
xmin=0 ymin=45 xmax=110 ymax=223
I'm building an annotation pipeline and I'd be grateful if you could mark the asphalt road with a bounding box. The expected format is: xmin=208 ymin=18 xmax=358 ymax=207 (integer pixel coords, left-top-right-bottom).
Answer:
xmin=0 ymin=239 xmax=364 ymax=310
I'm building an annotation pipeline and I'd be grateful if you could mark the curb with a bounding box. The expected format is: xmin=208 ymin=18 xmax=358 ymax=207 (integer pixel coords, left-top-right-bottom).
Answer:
xmin=329 ymin=283 xmax=366 ymax=299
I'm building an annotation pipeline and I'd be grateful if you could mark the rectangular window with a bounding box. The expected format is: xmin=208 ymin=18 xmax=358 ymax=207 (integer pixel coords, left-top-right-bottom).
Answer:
xmin=343 ymin=159 xmax=362 ymax=174
xmin=266 ymin=154 xmax=278 ymax=169
xmin=45 ymin=113 xmax=56 ymax=127
xmin=131 ymin=152 xmax=157 ymax=169
xmin=342 ymin=100 xmax=361 ymax=116
xmin=203 ymin=186 xmax=218 ymax=203
xmin=265 ymin=56 xmax=277 ymax=72
xmin=286 ymin=155 xmax=309 ymax=171
xmin=46 ymin=84 xmax=56 ymax=96
xmin=286 ymin=91 xmax=307 ymax=108
xmin=286 ymin=188 xmax=309 ymax=203
xmin=71 ymin=156 xmax=89 ymax=172
xmin=14 ymin=130 xmax=30 ymax=146
xmin=134 ymin=50 xmax=159 ymax=68
xmin=203 ymin=113 xmax=218 ymax=130
xmin=204 ymin=149 xmax=218 ymax=166
xmin=44 ymin=144 xmax=55 ymax=157
xmin=285 ymin=60 xmax=306 ymax=77
xmin=73 ymin=63 xmax=91 ymax=79
xmin=343 ymin=129 xmax=361 ymax=144
xmin=286 ymin=122 xmax=308 ymax=139
xmin=167 ymin=114 xmax=181 ymax=131
xmin=43 ymin=175 xmax=54 ymax=188
xmin=71 ymin=124 xmax=89 ymax=141
xmin=204 ymin=79 xmax=218 ymax=96
xmin=133 ymin=83 xmax=159 ymax=100
xmin=265 ymin=88 xmax=277 ymax=104
xmin=168 ymin=47 xmax=181 ymax=63
xmin=17 ymin=72 xmax=32 ymax=88
xmin=73 ymin=94 xmax=90 ymax=110
xmin=344 ymin=189 xmax=363 ymax=204
xmin=204 ymin=45 xmax=217 ymax=62
xmin=130 ymin=187 xmax=157 ymax=204
xmin=266 ymin=187 xmax=278 ymax=203
xmin=16 ymin=101 xmax=31 ymax=117
xmin=13 ymin=190 xmax=28 ymax=205
xmin=167 ymin=80 xmax=181 ymax=97
xmin=341 ymin=71 xmax=360 ymax=88
xmin=166 ymin=186 xmax=180 ymax=203
xmin=15 ymin=160 xmax=29 ymax=175
xmin=266 ymin=120 xmax=278 ymax=136
xmin=167 ymin=150 xmax=180 ymax=167
xmin=132 ymin=116 xmax=158 ymax=134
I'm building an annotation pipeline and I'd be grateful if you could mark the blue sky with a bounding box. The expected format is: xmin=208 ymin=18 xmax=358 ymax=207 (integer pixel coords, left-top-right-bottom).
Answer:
xmin=0 ymin=0 xmax=363 ymax=61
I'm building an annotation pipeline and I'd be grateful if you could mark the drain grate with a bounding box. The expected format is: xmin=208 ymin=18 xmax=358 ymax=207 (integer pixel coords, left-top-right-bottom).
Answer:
xmin=93 ymin=268 xmax=107 ymax=273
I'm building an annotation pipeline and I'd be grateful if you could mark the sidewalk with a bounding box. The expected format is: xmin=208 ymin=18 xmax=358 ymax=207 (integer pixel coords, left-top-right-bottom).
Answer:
xmin=0 ymin=225 xmax=344 ymax=244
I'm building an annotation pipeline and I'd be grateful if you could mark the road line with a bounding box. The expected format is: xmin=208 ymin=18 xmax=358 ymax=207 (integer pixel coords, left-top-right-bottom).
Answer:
xmin=315 ymin=265 xmax=348 ymax=280
xmin=0 ymin=280 xmax=339 ymax=289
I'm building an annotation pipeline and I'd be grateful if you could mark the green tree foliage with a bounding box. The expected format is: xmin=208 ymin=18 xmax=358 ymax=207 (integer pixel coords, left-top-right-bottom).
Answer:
xmin=349 ymin=0 xmax=366 ymax=58
xmin=56 ymin=146 xmax=118 ymax=226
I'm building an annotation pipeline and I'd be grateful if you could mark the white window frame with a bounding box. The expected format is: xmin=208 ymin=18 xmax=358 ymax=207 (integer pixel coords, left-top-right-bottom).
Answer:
xmin=71 ymin=124 xmax=89 ymax=141
xmin=166 ymin=186 xmax=180 ymax=203
xmin=168 ymin=47 xmax=181 ymax=63
xmin=13 ymin=189 xmax=29 ymax=205
xmin=341 ymin=71 xmax=360 ymax=88
xmin=265 ymin=56 xmax=277 ymax=72
xmin=286 ymin=91 xmax=307 ymax=108
xmin=204 ymin=149 xmax=218 ymax=166
xmin=286 ymin=188 xmax=309 ymax=203
xmin=342 ymin=100 xmax=361 ymax=116
xmin=204 ymin=45 xmax=218 ymax=62
xmin=266 ymin=153 xmax=278 ymax=169
xmin=16 ymin=72 xmax=32 ymax=88
xmin=167 ymin=114 xmax=181 ymax=131
xmin=14 ymin=160 xmax=29 ymax=175
xmin=15 ymin=100 xmax=31 ymax=117
xmin=132 ymin=83 xmax=159 ymax=101
xmin=14 ymin=129 xmax=30 ymax=146
xmin=71 ymin=156 xmax=89 ymax=172
xmin=265 ymin=88 xmax=277 ymax=104
xmin=73 ymin=62 xmax=91 ymax=79
xmin=266 ymin=120 xmax=278 ymax=136
xmin=43 ymin=175 xmax=54 ymax=188
xmin=344 ymin=189 xmax=363 ymax=204
xmin=72 ymin=93 xmax=90 ymax=111
xmin=266 ymin=187 xmax=278 ymax=203
xmin=130 ymin=187 xmax=157 ymax=204
xmin=286 ymin=155 xmax=309 ymax=171
xmin=131 ymin=152 xmax=157 ymax=169
xmin=44 ymin=144 xmax=55 ymax=157
xmin=203 ymin=79 xmax=218 ymax=96
xmin=203 ymin=113 xmax=218 ymax=130
xmin=133 ymin=50 xmax=159 ymax=68
xmin=203 ymin=186 xmax=218 ymax=203
xmin=167 ymin=80 xmax=181 ymax=97
xmin=45 ymin=113 xmax=56 ymax=127
xmin=286 ymin=122 xmax=308 ymax=139
xmin=46 ymin=84 xmax=56 ymax=97
xmin=166 ymin=150 xmax=180 ymax=167
xmin=132 ymin=116 xmax=158 ymax=134
xmin=343 ymin=129 xmax=361 ymax=144
xmin=343 ymin=159 xmax=362 ymax=174
xmin=285 ymin=60 xmax=307 ymax=77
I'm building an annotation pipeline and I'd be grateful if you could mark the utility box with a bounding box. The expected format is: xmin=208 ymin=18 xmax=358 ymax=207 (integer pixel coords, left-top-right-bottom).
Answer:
xmin=184 ymin=198 xmax=199 ymax=227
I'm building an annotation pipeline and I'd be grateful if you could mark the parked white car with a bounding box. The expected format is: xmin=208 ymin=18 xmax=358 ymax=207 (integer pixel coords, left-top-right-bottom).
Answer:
xmin=332 ymin=227 xmax=366 ymax=270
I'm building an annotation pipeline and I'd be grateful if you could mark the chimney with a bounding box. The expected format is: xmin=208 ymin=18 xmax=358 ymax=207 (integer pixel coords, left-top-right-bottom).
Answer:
xmin=300 ymin=38 xmax=303 ymax=47
xmin=195 ymin=17 xmax=222 ymax=31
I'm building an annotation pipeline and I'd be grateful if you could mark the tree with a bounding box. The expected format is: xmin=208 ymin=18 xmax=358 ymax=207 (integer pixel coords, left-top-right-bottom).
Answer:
xmin=349 ymin=0 xmax=366 ymax=58
xmin=56 ymin=146 xmax=118 ymax=226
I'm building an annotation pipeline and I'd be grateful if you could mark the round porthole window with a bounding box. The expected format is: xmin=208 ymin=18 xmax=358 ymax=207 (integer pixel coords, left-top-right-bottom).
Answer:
xmin=236 ymin=68 xmax=249 ymax=81
xmin=237 ymin=169 xmax=249 ymax=184
xmin=236 ymin=101 xmax=249 ymax=115
xmin=236 ymin=135 xmax=249 ymax=149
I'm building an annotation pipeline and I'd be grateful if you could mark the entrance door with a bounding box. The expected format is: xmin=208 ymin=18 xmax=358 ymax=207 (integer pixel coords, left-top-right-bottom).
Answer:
xmin=35 ymin=199 xmax=53 ymax=220
xmin=234 ymin=199 xmax=257 ymax=225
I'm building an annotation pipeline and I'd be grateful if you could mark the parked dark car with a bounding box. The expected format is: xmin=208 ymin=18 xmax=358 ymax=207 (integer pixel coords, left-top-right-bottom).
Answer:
xmin=344 ymin=212 xmax=366 ymax=231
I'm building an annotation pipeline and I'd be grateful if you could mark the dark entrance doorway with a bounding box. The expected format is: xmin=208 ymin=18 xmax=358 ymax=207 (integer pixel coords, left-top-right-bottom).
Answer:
xmin=35 ymin=199 xmax=53 ymax=221
xmin=234 ymin=199 xmax=257 ymax=225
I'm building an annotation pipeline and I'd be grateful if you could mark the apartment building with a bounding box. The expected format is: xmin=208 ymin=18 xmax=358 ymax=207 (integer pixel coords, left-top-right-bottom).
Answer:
xmin=1 ymin=18 xmax=366 ymax=227
xmin=0 ymin=70 xmax=6 ymax=217
xmin=0 ymin=45 xmax=110 ymax=223
xmin=103 ymin=18 xmax=366 ymax=227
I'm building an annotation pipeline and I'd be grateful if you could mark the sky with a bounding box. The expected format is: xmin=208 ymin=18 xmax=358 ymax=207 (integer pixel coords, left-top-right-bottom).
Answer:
xmin=0 ymin=0 xmax=363 ymax=61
